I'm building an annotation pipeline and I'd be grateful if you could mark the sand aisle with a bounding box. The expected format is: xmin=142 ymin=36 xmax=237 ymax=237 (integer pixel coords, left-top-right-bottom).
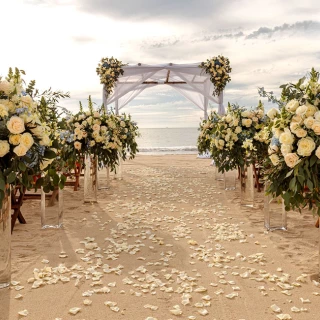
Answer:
xmin=1 ymin=155 xmax=320 ymax=320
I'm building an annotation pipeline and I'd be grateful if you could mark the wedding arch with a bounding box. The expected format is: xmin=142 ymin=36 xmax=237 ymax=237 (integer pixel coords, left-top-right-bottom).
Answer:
xmin=101 ymin=63 xmax=226 ymax=119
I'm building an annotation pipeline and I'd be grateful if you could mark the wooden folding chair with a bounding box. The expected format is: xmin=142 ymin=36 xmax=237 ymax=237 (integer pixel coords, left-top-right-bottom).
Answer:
xmin=11 ymin=186 xmax=26 ymax=233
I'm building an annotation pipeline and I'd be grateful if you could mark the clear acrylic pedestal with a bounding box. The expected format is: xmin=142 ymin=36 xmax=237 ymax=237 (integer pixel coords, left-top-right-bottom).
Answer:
xmin=41 ymin=187 xmax=63 ymax=229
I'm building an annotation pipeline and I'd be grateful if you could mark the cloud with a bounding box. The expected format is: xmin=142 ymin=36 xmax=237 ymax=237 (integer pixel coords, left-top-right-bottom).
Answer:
xmin=76 ymin=0 xmax=221 ymax=21
xmin=246 ymin=20 xmax=320 ymax=39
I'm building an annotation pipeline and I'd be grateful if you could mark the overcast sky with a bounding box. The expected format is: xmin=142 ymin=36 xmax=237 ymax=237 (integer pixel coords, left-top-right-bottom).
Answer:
xmin=1 ymin=0 xmax=320 ymax=127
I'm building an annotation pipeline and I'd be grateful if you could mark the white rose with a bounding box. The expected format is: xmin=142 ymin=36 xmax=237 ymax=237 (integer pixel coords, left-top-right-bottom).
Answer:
xmin=40 ymin=135 xmax=51 ymax=146
xmin=268 ymin=144 xmax=279 ymax=155
xmin=295 ymin=127 xmax=307 ymax=138
xmin=241 ymin=110 xmax=250 ymax=118
xmin=7 ymin=116 xmax=25 ymax=134
xmin=305 ymin=103 xmax=317 ymax=117
xmin=280 ymin=144 xmax=292 ymax=156
xmin=269 ymin=154 xmax=280 ymax=166
xmin=267 ymin=108 xmax=279 ymax=119
xmin=242 ymin=118 xmax=252 ymax=127
xmin=285 ymin=99 xmax=299 ymax=112
xmin=297 ymin=137 xmax=316 ymax=157
xmin=13 ymin=144 xmax=28 ymax=157
xmin=296 ymin=105 xmax=308 ymax=116
xmin=279 ymin=129 xmax=294 ymax=145
xmin=225 ymin=114 xmax=233 ymax=123
xmin=92 ymin=124 xmax=100 ymax=131
xmin=304 ymin=117 xmax=315 ymax=129
xmin=235 ymin=126 xmax=242 ymax=134
xmin=290 ymin=122 xmax=299 ymax=133
xmin=284 ymin=153 xmax=300 ymax=168
xmin=314 ymin=111 xmax=320 ymax=121
xmin=0 ymin=140 xmax=10 ymax=157
xmin=30 ymin=125 xmax=44 ymax=138
xmin=20 ymin=132 xmax=34 ymax=149
xmin=0 ymin=80 xmax=14 ymax=94
xmin=312 ymin=121 xmax=320 ymax=135
xmin=291 ymin=115 xmax=303 ymax=124
xmin=315 ymin=146 xmax=320 ymax=159
xmin=74 ymin=141 xmax=82 ymax=150
xmin=0 ymin=104 xmax=9 ymax=118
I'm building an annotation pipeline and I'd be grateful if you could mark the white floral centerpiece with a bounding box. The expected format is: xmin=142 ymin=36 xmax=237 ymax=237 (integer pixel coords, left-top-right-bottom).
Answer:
xmin=0 ymin=68 xmax=57 ymax=207
xmin=265 ymin=68 xmax=320 ymax=214
xmin=96 ymin=57 xmax=126 ymax=95
xmin=199 ymin=55 xmax=232 ymax=96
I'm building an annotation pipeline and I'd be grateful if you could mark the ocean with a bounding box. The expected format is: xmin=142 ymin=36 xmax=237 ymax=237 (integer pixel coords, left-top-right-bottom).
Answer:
xmin=136 ymin=127 xmax=199 ymax=155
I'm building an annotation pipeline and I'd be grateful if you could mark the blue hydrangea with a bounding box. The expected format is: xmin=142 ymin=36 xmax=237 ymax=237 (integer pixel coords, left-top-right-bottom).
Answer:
xmin=271 ymin=137 xmax=280 ymax=146
xmin=15 ymin=107 xmax=28 ymax=114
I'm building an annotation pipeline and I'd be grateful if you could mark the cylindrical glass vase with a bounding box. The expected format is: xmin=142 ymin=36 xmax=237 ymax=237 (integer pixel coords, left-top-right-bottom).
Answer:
xmin=84 ymin=155 xmax=98 ymax=203
xmin=215 ymin=165 xmax=224 ymax=181
xmin=0 ymin=189 xmax=11 ymax=289
xmin=41 ymin=186 xmax=63 ymax=229
xmin=240 ymin=164 xmax=254 ymax=207
xmin=114 ymin=157 xmax=123 ymax=180
xmin=264 ymin=184 xmax=287 ymax=231
xmin=98 ymin=166 xmax=110 ymax=190
xmin=224 ymin=170 xmax=236 ymax=190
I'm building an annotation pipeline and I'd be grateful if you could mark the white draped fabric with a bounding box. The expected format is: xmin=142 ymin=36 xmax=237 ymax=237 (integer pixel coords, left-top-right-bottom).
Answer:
xmin=103 ymin=63 xmax=225 ymax=118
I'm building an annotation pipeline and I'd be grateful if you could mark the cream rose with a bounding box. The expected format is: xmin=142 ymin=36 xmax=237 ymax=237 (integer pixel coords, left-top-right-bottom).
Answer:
xmin=290 ymin=122 xmax=299 ymax=133
xmin=312 ymin=121 xmax=320 ymax=135
xmin=92 ymin=124 xmax=100 ymax=131
xmin=74 ymin=141 xmax=82 ymax=150
xmin=89 ymin=140 xmax=96 ymax=147
xmin=241 ymin=110 xmax=250 ymax=118
xmin=9 ymin=134 xmax=21 ymax=145
xmin=284 ymin=153 xmax=300 ymax=168
xmin=267 ymin=108 xmax=279 ymax=119
xmin=30 ymin=125 xmax=44 ymax=138
xmin=93 ymin=111 xmax=100 ymax=118
xmin=120 ymin=121 xmax=126 ymax=127
xmin=20 ymin=95 xmax=33 ymax=105
xmin=242 ymin=118 xmax=252 ymax=127
xmin=291 ymin=115 xmax=303 ymax=124
xmin=0 ymin=140 xmax=10 ymax=157
xmin=225 ymin=114 xmax=233 ymax=123
xmin=0 ymin=103 xmax=8 ymax=118
xmin=304 ymin=117 xmax=315 ymax=129
xmin=285 ymin=99 xmax=299 ymax=112
xmin=0 ymin=80 xmax=14 ymax=94
xmin=20 ymin=132 xmax=34 ymax=149
xmin=218 ymin=139 xmax=225 ymax=147
xmin=296 ymin=105 xmax=308 ymax=116
xmin=297 ymin=137 xmax=316 ymax=157
xmin=268 ymin=145 xmax=279 ymax=154
xmin=314 ymin=111 xmax=320 ymax=121
xmin=7 ymin=116 xmax=25 ymax=134
xmin=280 ymin=144 xmax=292 ymax=156
xmin=316 ymin=146 xmax=320 ymax=159
xmin=40 ymin=135 xmax=51 ymax=146
xmin=295 ymin=127 xmax=307 ymax=138
xmin=305 ymin=103 xmax=317 ymax=117
xmin=269 ymin=154 xmax=280 ymax=166
xmin=235 ymin=126 xmax=242 ymax=134
xmin=279 ymin=129 xmax=294 ymax=145
xmin=13 ymin=144 xmax=28 ymax=157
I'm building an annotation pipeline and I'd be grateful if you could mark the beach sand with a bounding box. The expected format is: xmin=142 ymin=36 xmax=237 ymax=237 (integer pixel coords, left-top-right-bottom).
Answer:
xmin=1 ymin=154 xmax=320 ymax=320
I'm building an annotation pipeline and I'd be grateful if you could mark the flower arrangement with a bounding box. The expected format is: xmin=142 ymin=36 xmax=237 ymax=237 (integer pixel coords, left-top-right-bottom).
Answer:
xmin=199 ymin=55 xmax=232 ymax=97
xmin=0 ymin=68 xmax=58 ymax=206
xmin=197 ymin=112 xmax=221 ymax=154
xmin=96 ymin=57 xmax=126 ymax=95
xmin=264 ymin=68 xmax=320 ymax=214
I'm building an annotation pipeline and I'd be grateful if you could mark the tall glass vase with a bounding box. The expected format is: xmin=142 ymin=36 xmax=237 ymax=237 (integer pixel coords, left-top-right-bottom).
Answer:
xmin=215 ymin=165 xmax=224 ymax=181
xmin=84 ymin=155 xmax=98 ymax=203
xmin=240 ymin=164 xmax=254 ymax=207
xmin=114 ymin=155 xmax=123 ymax=180
xmin=224 ymin=170 xmax=236 ymax=190
xmin=0 ymin=188 xmax=11 ymax=289
xmin=41 ymin=186 xmax=63 ymax=229
xmin=264 ymin=183 xmax=287 ymax=231
xmin=97 ymin=166 xmax=110 ymax=190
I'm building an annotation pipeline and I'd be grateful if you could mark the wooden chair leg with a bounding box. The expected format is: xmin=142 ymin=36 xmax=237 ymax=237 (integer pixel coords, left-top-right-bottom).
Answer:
xmin=316 ymin=218 xmax=319 ymax=228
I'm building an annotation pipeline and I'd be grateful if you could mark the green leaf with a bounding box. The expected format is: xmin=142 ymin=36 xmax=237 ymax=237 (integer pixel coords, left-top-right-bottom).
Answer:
xmin=44 ymin=149 xmax=56 ymax=159
xmin=310 ymin=155 xmax=317 ymax=167
xmin=307 ymin=179 xmax=314 ymax=191
xmin=285 ymin=170 xmax=293 ymax=178
xmin=0 ymin=178 xmax=5 ymax=191
xmin=289 ymin=177 xmax=296 ymax=191
xmin=7 ymin=172 xmax=16 ymax=184
xmin=18 ymin=161 xmax=27 ymax=172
